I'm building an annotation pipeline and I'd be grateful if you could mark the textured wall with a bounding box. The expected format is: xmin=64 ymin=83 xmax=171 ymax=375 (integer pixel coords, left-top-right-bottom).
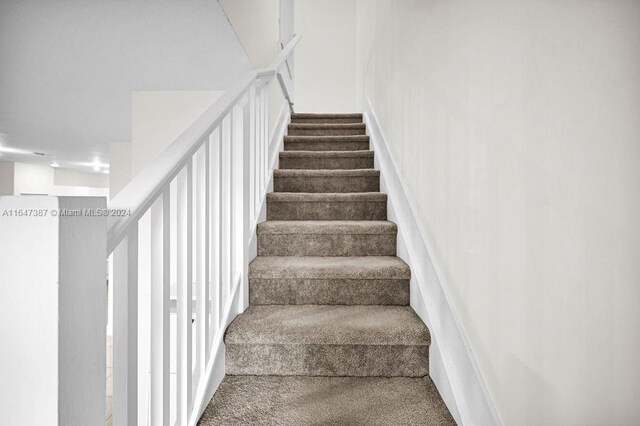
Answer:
xmin=356 ymin=1 xmax=640 ymax=424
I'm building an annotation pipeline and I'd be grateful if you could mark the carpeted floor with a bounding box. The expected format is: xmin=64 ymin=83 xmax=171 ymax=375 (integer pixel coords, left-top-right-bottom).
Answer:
xmin=199 ymin=375 xmax=455 ymax=425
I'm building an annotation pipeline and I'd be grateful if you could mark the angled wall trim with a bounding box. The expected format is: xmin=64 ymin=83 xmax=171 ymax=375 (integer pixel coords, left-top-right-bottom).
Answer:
xmin=364 ymin=98 xmax=502 ymax=426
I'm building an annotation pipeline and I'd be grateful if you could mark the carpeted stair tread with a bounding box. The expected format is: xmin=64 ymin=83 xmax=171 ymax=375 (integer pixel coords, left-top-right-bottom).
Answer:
xmin=256 ymin=221 xmax=397 ymax=256
xmin=267 ymin=192 xmax=387 ymax=221
xmin=225 ymin=305 xmax=429 ymax=346
xmin=284 ymin=135 xmax=369 ymax=143
xmin=198 ymin=376 xmax=455 ymax=426
xmin=279 ymin=150 xmax=375 ymax=170
xmin=274 ymin=169 xmax=379 ymax=178
xmin=288 ymin=123 xmax=367 ymax=137
xmin=289 ymin=123 xmax=366 ymax=130
xmin=291 ymin=113 xmax=363 ymax=124
xmin=267 ymin=192 xmax=386 ymax=202
xmin=257 ymin=220 xmax=395 ymax=235
xmin=291 ymin=113 xmax=363 ymax=120
xmin=249 ymin=256 xmax=410 ymax=305
xmin=284 ymin=135 xmax=370 ymax=151
xmin=280 ymin=150 xmax=374 ymax=158
xmin=249 ymin=256 xmax=411 ymax=280
xmin=274 ymin=169 xmax=380 ymax=193
xmin=225 ymin=306 xmax=428 ymax=376
xmin=249 ymin=278 xmax=409 ymax=306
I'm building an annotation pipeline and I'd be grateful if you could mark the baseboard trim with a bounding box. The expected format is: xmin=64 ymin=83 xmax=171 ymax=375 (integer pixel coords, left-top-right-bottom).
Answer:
xmin=364 ymin=98 xmax=502 ymax=426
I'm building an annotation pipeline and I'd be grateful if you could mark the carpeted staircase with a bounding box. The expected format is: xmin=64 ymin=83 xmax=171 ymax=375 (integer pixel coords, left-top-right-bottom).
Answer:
xmin=199 ymin=113 xmax=455 ymax=425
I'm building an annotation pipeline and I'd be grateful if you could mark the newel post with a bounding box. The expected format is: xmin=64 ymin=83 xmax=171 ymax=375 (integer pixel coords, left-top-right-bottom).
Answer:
xmin=0 ymin=196 xmax=107 ymax=426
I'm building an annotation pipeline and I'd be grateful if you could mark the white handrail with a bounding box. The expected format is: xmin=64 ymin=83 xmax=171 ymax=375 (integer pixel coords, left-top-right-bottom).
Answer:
xmin=256 ymin=33 xmax=301 ymax=79
xmin=106 ymin=71 xmax=256 ymax=254
xmin=107 ymin=33 xmax=302 ymax=254
xmin=107 ymin=34 xmax=301 ymax=426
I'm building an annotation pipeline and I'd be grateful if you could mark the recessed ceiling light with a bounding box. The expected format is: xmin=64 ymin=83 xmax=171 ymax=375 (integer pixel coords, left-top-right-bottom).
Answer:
xmin=103 ymin=170 xmax=110 ymax=175
xmin=93 ymin=165 xmax=100 ymax=172
xmin=50 ymin=162 xmax=60 ymax=168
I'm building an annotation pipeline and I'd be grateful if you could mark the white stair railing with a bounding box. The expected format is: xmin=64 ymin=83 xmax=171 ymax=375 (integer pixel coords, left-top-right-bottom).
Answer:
xmin=106 ymin=34 xmax=301 ymax=426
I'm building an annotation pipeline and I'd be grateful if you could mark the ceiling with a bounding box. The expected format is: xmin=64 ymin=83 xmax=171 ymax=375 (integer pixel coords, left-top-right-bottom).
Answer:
xmin=0 ymin=0 xmax=252 ymax=173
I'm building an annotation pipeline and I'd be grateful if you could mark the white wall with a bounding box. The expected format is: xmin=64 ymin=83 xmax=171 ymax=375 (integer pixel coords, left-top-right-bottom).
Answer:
xmin=356 ymin=1 xmax=640 ymax=425
xmin=49 ymin=186 xmax=108 ymax=198
xmin=0 ymin=196 xmax=59 ymax=424
xmin=131 ymin=91 xmax=225 ymax=175
xmin=219 ymin=0 xmax=280 ymax=69
xmin=294 ymin=0 xmax=359 ymax=113
xmin=0 ymin=196 xmax=107 ymax=425
xmin=11 ymin=162 xmax=109 ymax=196
xmin=14 ymin=162 xmax=55 ymax=195
xmin=219 ymin=0 xmax=288 ymax=139
xmin=221 ymin=0 xmax=359 ymax=113
xmin=51 ymin=169 xmax=109 ymax=197
xmin=54 ymin=169 xmax=108 ymax=188
xmin=109 ymin=142 xmax=132 ymax=201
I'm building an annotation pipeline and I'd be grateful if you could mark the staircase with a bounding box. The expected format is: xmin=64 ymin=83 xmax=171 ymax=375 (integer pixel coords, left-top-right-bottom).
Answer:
xmin=199 ymin=113 xmax=455 ymax=425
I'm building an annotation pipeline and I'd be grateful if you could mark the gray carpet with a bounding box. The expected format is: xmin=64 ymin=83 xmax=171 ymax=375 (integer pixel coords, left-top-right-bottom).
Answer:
xmin=199 ymin=112 xmax=455 ymax=424
xmin=199 ymin=376 xmax=455 ymax=425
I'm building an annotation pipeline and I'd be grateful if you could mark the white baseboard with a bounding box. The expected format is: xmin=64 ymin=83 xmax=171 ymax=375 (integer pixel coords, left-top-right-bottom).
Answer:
xmin=364 ymin=99 xmax=502 ymax=426
xmin=190 ymin=102 xmax=290 ymax=425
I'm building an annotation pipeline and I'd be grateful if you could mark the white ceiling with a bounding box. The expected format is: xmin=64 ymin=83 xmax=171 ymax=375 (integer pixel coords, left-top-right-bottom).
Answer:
xmin=0 ymin=0 xmax=252 ymax=172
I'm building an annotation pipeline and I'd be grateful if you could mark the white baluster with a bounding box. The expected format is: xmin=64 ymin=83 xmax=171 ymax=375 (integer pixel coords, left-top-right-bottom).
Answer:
xmin=195 ymin=144 xmax=209 ymax=379
xmin=263 ymin=85 xmax=270 ymax=186
xmin=240 ymin=96 xmax=252 ymax=310
xmin=249 ymin=84 xmax=256 ymax=222
xmin=257 ymin=87 xmax=264 ymax=195
xmin=254 ymin=85 xmax=260 ymax=216
xmin=228 ymin=111 xmax=235 ymax=302
xmin=150 ymin=190 xmax=170 ymax=425
xmin=176 ymin=163 xmax=193 ymax=425
xmin=221 ymin=115 xmax=231 ymax=317
xmin=209 ymin=128 xmax=221 ymax=337
xmin=113 ymin=226 xmax=138 ymax=426
xmin=232 ymin=106 xmax=244 ymax=299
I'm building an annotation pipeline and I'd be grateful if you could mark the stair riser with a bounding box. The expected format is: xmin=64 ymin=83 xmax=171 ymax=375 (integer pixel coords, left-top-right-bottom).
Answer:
xmin=249 ymin=278 xmax=409 ymax=305
xmin=284 ymin=141 xmax=369 ymax=151
xmin=291 ymin=118 xmax=363 ymax=124
xmin=267 ymin=200 xmax=387 ymax=220
xmin=226 ymin=344 xmax=428 ymax=377
xmin=258 ymin=233 xmax=396 ymax=256
xmin=274 ymin=175 xmax=379 ymax=193
xmin=288 ymin=127 xmax=366 ymax=136
xmin=279 ymin=156 xmax=374 ymax=170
